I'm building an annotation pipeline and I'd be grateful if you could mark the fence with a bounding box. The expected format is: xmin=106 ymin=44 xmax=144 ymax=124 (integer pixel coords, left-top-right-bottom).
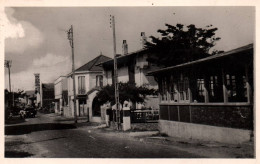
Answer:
xmin=107 ymin=109 xmax=159 ymax=123
xmin=130 ymin=110 xmax=159 ymax=123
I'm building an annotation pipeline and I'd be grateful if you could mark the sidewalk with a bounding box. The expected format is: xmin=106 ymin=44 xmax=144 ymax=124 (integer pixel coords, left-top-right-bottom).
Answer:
xmin=96 ymin=122 xmax=254 ymax=158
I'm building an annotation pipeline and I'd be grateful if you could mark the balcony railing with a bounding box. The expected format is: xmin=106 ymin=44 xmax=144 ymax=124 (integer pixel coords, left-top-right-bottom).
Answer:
xmin=78 ymin=89 xmax=86 ymax=95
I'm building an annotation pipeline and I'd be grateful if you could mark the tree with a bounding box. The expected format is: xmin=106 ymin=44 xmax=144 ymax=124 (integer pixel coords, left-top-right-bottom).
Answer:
xmin=145 ymin=23 xmax=224 ymax=67
xmin=95 ymin=82 xmax=158 ymax=106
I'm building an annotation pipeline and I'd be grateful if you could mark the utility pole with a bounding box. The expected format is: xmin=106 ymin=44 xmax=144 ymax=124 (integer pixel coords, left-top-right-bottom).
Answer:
xmin=110 ymin=15 xmax=120 ymax=130
xmin=67 ymin=25 xmax=77 ymax=124
xmin=5 ymin=60 xmax=12 ymax=106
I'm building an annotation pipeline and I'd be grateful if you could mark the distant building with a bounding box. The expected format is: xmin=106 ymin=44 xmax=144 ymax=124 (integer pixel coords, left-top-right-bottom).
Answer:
xmin=147 ymin=44 xmax=254 ymax=144
xmin=40 ymin=83 xmax=55 ymax=110
xmin=66 ymin=54 xmax=111 ymax=122
xmin=54 ymin=76 xmax=68 ymax=114
xmin=25 ymin=90 xmax=36 ymax=106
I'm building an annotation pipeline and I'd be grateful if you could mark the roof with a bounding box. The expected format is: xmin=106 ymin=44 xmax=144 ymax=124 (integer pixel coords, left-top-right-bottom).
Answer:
xmin=75 ymin=55 xmax=112 ymax=72
xmin=42 ymin=83 xmax=54 ymax=90
xmin=147 ymin=43 xmax=253 ymax=75
xmin=25 ymin=90 xmax=35 ymax=97
xmin=98 ymin=48 xmax=147 ymax=66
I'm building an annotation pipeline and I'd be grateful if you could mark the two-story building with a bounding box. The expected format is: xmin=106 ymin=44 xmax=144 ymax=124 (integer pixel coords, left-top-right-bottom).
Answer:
xmin=54 ymin=76 xmax=68 ymax=114
xmin=40 ymin=83 xmax=55 ymax=110
xmin=99 ymin=32 xmax=160 ymax=110
xmin=147 ymin=44 xmax=254 ymax=144
xmin=66 ymin=54 xmax=111 ymax=122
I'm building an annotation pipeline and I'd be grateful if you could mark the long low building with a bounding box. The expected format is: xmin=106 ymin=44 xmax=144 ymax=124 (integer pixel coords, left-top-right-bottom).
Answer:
xmin=147 ymin=43 xmax=253 ymax=144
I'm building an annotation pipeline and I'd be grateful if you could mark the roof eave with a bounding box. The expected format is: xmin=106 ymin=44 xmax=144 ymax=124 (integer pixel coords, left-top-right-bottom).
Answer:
xmin=147 ymin=43 xmax=253 ymax=76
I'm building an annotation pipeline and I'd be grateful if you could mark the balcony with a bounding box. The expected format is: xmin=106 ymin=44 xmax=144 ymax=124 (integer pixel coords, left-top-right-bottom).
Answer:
xmin=78 ymin=89 xmax=86 ymax=95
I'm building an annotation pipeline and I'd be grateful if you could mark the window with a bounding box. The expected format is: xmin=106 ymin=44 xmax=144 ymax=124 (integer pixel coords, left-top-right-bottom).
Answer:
xmin=96 ymin=75 xmax=103 ymax=87
xmin=78 ymin=76 xmax=85 ymax=94
xmin=195 ymin=78 xmax=205 ymax=102
xmin=226 ymin=74 xmax=236 ymax=101
xmin=243 ymin=76 xmax=247 ymax=98
xmin=160 ymin=77 xmax=168 ymax=101
xmin=226 ymin=74 xmax=247 ymax=102
xmin=169 ymin=76 xmax=178 ymax=102
xmin=177 ymin=75 xmax=189 ymax=102
xmin=209 ymin=75 xmax=223 ymax=102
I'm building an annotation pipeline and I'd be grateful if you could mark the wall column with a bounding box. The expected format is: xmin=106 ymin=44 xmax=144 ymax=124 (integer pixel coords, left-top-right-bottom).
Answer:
xmin=204 ymin=75 xmax=209 ymax=103
xmin=245 ymin=65 xmax=252 ymax=103
xmin=222 ymin=68 xmax=228 ymax=103
xmin=122 ymin=101 xmax=131 ymax=131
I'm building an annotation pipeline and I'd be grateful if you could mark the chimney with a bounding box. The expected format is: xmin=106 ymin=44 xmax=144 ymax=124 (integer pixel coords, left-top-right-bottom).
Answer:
xmin=122 ymin=40 xmax=128 ymax=55
xmin=140 ymin=32 xmax=147 ymax=49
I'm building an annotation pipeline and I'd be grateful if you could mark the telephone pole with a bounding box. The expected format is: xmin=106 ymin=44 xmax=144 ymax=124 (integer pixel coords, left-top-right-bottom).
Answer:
xmin=5 ymin=60 xmax=12 ymax=106
xmin=67 ymin=25 xmax=77 ymax=124
xmin=110 ymin=15 xmax=120 ymax=130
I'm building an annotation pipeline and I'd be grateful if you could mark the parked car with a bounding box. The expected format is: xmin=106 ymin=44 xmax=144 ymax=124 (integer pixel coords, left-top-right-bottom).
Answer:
xmin=20 ymin=107 xmax=37 ymax=118
xmin=10 ymin=106 xmax=22 ymax=116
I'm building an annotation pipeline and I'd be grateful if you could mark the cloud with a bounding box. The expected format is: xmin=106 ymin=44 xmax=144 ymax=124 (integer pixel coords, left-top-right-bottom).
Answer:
xmin=5 ymin=53 xmax=79 ymax=91
xmin=4 ymin=8 xmax=44 ymax=53
xmin=32 ymin=53 xmax=69 ymax=67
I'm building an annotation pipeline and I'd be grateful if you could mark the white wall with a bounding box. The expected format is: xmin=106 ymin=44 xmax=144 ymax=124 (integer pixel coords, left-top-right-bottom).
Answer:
xmin=105 ymin=70 xmax=113 ymax=85
xmin=54 ymin=77 xmax=63 ymax=99
xmin=118 ymin=66 xmax=129 ymax=83
xmin=67 ymin=76 xmax=73 ymax=96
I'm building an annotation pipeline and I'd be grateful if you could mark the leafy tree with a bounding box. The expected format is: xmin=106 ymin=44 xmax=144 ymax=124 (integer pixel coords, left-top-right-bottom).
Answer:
xmin=145 ymin=23 xmax=224 ymax=67
xmin=96 ymin=82 xmax=158 ymax=106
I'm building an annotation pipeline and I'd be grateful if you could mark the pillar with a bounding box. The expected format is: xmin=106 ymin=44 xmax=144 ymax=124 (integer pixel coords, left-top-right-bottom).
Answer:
xmin=105 ymin=108 xmax=110 ymax=127
xmin=122 ymin=101 xmax=131 ymax=131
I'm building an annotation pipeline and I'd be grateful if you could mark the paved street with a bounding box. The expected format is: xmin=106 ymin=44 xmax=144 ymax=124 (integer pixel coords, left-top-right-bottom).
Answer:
xmin=5 ymin=112 xmax=254 ymax=158
xmin=5 ymin=112 xmax=203 ymax=158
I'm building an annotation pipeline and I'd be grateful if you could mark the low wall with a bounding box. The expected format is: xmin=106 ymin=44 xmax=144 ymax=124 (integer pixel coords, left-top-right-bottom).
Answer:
xmin=63 ymin=106 xmax=72 ymax=117
xmin=159 ymin=120 xmax=252 ymax=144
xmin=160 ymin=104 xmax=253 ymax=130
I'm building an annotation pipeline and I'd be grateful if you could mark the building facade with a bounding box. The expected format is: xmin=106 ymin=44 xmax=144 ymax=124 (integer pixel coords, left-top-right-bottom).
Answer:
xmin=148 ymin=44 xmax=254 ymax=144
xmin=100 ymin=33 xmax=160 ymax=110
xmin=40 ymin=83 xmax=55 ymax=110
xmin=54 ymin=76 xmax=68 ymax=114
xmin=66 ymin=54 xmax=111 ymax=122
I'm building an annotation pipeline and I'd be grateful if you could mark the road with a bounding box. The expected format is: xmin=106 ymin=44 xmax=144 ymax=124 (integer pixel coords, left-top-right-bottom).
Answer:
xmin=5 ymin=112 xmax=203 ymax=158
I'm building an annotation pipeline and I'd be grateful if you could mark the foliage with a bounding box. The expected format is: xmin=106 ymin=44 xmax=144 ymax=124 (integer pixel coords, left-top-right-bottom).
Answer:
xmin=95 ymin=82 xmax=158 ymax=105
xmin=145 ymin=23 xmax=224 ymax=67
xmin=5 ymin=89 xmax=26 ymax=106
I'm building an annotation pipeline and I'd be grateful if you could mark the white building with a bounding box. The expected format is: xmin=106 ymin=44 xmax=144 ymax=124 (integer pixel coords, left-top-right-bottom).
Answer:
xmin=100 ymin=32 xmax=161 ymax=110
xmin=54 ymin=76 xmax=68 ymax=114
xmin=66 ymin=54 xmax=111 ymax=122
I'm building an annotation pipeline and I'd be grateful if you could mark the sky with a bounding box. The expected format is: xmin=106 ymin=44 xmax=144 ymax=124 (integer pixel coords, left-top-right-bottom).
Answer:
xmin=4 ymin=7 xmax=254 ymax=91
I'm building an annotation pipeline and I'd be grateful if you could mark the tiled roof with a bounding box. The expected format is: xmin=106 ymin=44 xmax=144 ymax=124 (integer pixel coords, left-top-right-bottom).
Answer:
xmin=75 ymin=55 xmax=112 ymax=72
xmin=42 ymin=83 xmax=54 ymax=90
xmin=98 ymin=48 xmax=147 ymax=66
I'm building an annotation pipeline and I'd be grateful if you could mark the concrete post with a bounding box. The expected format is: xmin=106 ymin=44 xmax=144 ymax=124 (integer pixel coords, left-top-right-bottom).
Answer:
xmin=122 ymin=101 xmax=131 ymax=131
xmin=105 ymin=108 xmax=111 ymax=127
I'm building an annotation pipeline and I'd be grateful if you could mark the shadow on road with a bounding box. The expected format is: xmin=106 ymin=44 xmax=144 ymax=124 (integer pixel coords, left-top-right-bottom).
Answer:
xmin=5 ymin=151 xmax=33 ymax=158
xmin=5 ymin=116 xmax=26 ymax=125
xmin=5 ymin=123 xmax=77 ymax=135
